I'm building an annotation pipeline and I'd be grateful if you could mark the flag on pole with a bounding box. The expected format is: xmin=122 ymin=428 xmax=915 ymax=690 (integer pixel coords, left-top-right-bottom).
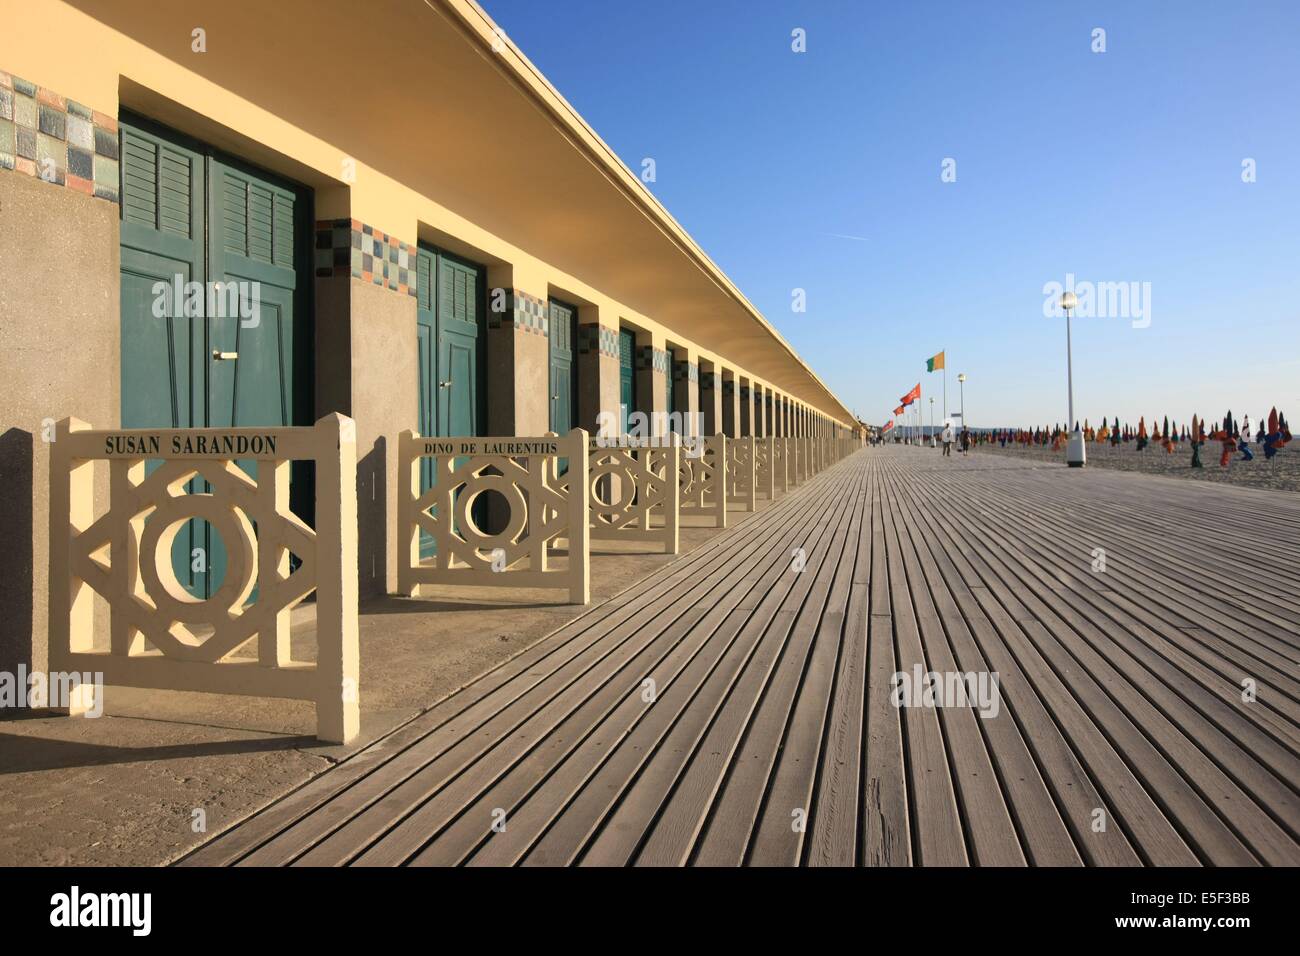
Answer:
xmin=926 ymin=351 xmax=945 ymax=372
xmin=899 ymin=383 xmax=921 ymax=406
xmin=893 ymin=405 xmax=905 ymax=416
xmin=882 ymin=420 xmax=894 ymax=432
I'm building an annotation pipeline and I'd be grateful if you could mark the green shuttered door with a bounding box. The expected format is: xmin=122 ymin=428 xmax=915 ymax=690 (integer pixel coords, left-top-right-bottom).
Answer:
xmin=119 ymin=115 xmax=310 ymax=599
xmin=416 ymin=245 xmax=483 ymax=443
xmin=619 ymin=329 xmax=635 ymax=435
xmin=548 ymin=299 xmax=576 ymax=434
xmin=416 ymin=245 xmax=485 ymax=557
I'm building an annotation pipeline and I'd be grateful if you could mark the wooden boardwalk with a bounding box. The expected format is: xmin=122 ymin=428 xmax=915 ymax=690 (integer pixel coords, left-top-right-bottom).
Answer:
xmin=182 ymin=447 xmax=1300 ymax=866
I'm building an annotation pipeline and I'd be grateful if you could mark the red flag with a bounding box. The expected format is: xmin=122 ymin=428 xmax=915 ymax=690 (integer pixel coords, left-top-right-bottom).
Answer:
xmin=893 ymin=405 xmax=905 ymax=416
xmin=882 ymin=420 xmax=895 ymax=432
xmin=899 ymin=383 xmax=921 ymax=406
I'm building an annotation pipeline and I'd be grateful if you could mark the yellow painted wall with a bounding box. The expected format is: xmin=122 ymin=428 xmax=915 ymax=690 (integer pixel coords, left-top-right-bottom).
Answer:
xmin=0 ymin=0 xmax=853 ymax=430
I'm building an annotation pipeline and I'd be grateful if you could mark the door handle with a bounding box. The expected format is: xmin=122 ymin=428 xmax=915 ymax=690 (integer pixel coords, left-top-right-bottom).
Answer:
xmin=212 ymin=350 xmax=238 ymax=361
xmin=439 ymin=380 xmax=452 ymax=388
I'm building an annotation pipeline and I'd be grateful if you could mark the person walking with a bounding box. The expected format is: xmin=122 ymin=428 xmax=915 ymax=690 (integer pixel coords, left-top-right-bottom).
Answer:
xmin=941 ymin=421 xmax=954 ymax=457
xmin=960 ymin=426 xmax=971 ymax=454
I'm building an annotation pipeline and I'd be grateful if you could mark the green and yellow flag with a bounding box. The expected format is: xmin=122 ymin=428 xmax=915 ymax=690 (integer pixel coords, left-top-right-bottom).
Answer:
xmin=926 ymin=351 xmax=945 ymax=372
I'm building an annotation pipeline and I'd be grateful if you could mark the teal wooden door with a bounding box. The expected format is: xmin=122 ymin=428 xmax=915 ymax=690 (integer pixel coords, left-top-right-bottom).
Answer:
xmin=415 ymin=245 xmax=484 ymax=556
xmin=619 ymin=329 xmax=635 ymax=436
xmin=437 ymin=254 xmax=481 ymax=439
xmin=548 ymin=299 xmax=576 ymax=434
xmin=119 ymin=115 xmax=309 ymax=599
xmin=120 ymin=121 xmax=207 ymax=597
xmin=417 ymin=246 xmax=482 ymax=441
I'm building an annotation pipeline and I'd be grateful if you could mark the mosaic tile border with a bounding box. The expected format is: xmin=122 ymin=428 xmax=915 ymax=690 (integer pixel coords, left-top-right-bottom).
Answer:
xmin=636 ymin=346 xmax=669 ymax=375
xmin=507 ymin=289 xmax=548 ymax=336
xmin=314 ymin=218 xmax=416 ymax=296
xmin=673 ymin=360 xmax=699 ymax=383
xmin=0 ymin=70 xmax=119 ymax=202
xmin=577 ymin=323 xmax=619 ymax=358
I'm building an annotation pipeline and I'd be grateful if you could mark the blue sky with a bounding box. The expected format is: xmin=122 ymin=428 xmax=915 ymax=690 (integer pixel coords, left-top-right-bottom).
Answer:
xmin=481 ymin=0 xmax=1300 ymax=429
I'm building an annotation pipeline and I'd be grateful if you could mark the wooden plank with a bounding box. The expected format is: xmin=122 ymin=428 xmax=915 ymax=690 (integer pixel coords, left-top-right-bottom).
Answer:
xmin=582 ymin=465 xmax=864 ymax=865
xmin=178 ymin=445 xmax=1300 ymax=868
xmin=460 ymin=463 xmax=859 ymax=866
xmin=694 ymin=469 xmax=868 ymax=865
xmin=397 ymin=466 xmax=860 ymax=865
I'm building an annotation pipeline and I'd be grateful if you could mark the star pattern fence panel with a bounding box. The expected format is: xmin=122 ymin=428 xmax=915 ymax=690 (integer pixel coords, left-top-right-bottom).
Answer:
xmin=48 ymin=414 xmax=359 ymax=744
xmin=398 ymin=429 xmax=590 ymax=605
xmin=754 ymin=437 xmax=777 ymax=501
xmin=587 ymin=439 xmax=680 ymax=554
xmin=679 ymin=434 xmax=727 ymax=528
xmin=727 ymin=435 xmax=757 ymax=513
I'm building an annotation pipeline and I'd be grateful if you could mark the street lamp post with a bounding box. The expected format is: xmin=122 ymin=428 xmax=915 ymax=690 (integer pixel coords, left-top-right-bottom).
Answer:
xmin=929 ymin=396 xmax=935 ymax=447
xmin=958 ymin=372 xmax=967 ymax=434
xmin=1061 ymin=291 xmax=1087 ymax=467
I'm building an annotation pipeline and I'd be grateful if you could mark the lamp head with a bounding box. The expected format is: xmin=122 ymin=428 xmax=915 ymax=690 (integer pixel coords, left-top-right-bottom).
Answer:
xmin=1060 ymin=291 xmax=1078 ymax=312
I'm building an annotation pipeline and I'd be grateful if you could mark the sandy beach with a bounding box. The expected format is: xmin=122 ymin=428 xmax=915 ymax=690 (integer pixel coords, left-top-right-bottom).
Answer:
xmin=963 ymin=438 xmax=1300 ymax=494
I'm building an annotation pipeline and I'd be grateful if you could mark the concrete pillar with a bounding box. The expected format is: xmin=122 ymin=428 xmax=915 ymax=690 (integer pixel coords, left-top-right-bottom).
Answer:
xmin=721 ymin=370 xmax=740 ymax=437
xmin=345 ymin=279 xmax=418 ymax=598
xmin=313 ymin=211 xmax=421 ymax=600
xmin=576 ymin=303 xmax=619 ymax=438
xmin=485 ymin=270 xmax=550 ymax=438
xmin=699 ymin=360 xmax=721 ymax=435
xmin=739 ymin=379 xmax=753 ymax=437
xmin=632 ymin=330 xmax=666 ymax=439
xmin=0 ymin=171 xmax=119 ymax=688
xmin=670 ymin=346 xmax=699 ymax=437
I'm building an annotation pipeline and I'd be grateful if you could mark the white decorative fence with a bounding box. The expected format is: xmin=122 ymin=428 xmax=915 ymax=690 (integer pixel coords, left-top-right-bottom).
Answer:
xmin=726 ymin=436 xmax=757 ymax=512
xmin=49 ymin=414 xmax=359 ymax=744
xmin=679 ymin=434 xmax=727 ymax=528
xmin=398 ymin=429 xmax=589 ymax=604
xmin=587 ymin=439 xmax=680 ymax=553
xmin=754 ymin=437 xmax=777 ymax=500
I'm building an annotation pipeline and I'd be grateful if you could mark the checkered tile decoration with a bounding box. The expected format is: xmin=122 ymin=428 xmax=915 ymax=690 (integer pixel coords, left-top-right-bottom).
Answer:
xmin=673 ymin=360 xmax=698 ymax=383
xmin=700 ymin=370 xmax=719 ymax=391
xmin=314 ymin=219 xmax=415 ymax=296
xmin=723 ymin=378 xmax=736 ymax=396
xmin=577 ymin=324 xmax=620 ymax=358
xmin=636 ymin=346 xmax=668 ymax=374
xmin=509 ymin=290 xmax=548 ymax=336
xmin=0 ymin=70 xmax=119 ymax=202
